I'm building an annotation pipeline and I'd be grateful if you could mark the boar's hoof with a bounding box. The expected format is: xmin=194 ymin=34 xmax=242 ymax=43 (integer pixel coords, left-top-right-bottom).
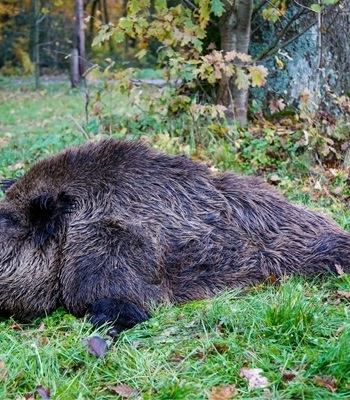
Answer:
xmin=88 ymin=299 xmax=150 ymax=335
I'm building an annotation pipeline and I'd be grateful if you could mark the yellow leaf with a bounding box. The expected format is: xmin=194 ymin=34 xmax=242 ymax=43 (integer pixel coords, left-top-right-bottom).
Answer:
xmin=234 ymin=68 xmax=250 ymax=90
xmin=275 ymin=55 xmax=284 ymax=69
xmin=248 ymin=65 xmax=268 ymax=87
xmin=135 ymin=49 xmax=148 ymax=59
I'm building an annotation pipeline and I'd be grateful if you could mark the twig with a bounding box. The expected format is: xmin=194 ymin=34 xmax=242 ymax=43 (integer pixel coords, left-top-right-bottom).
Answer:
xmin=70 ymin=116 xmax=90 ymax=140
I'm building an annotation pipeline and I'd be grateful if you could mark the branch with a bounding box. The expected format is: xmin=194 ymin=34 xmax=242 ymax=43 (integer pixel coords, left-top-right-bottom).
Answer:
xmin=255 ymin=8 xmax=314 ymax=61
xmin=256 ymin=2 xmax=340 ymax=61
xmin=256 ymin=18 xmax=316 ymax=61
xmin=69 ymin=116 xmax=90 ymax=140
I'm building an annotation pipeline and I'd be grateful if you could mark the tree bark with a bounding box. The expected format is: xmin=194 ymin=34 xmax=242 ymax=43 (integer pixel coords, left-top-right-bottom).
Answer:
xmin=70 ymin=48 xmax=80 ymax=88
xmin=74 ymin=0 xmax=86 ymax=86
xmin=33 ymin=0 xmax=40 ymax=90
xmin=217 ymin=0 xmax=253 ymax=125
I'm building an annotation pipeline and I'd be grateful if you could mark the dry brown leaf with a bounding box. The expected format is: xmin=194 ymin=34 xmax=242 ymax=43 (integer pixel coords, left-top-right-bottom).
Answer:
xmin=240 ymin=367 xmax=270 ymax=389
xmin=38 ymin=322 xmax=45 ymax=332
xmin=335 ymin=264 xmax=345 ymax=276
xmin=108 ymin=384 xmax=139 ymax=398
xmin=336 ymin=290 xmax=350 ymax=300
xmin=41 ymin=337 xmax=49 ymax=346
xmin=36 ymin=385 xmax=51 ymax=399
xmin=0 ymin=359 xmax=8 ymax=381
xmin=82 ymin=336 xmax=109 ymax=358
xmin=269 ymin=98 xmax=286 ymax=114
xmin=332 ymin=186 xmax=344 ymax=195
xmin=168 ymin=352 xmax=186 ymax=362
xmin=334 ymin=326 xmax=344 ymax=336
xmin=282 ymin=370 xmax=297 ymax=382
xmin=10 ymin=322 xmax=23 ymax=331
xmin=207 ymin=384 xmax=237 ymax=400
xmin=212 ymin=343 xmax=230 ymax=354
xmin=313 ymin=375 xmax=337 ymax=392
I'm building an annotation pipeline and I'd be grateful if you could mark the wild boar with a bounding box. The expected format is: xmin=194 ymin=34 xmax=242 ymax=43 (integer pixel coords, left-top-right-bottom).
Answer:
xmin=0 ymin=139 xmax=349 ymax=333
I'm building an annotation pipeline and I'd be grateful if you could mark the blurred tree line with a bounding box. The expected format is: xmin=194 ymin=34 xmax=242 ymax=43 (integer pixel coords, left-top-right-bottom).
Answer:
xmin=0 ymin=0 xmax=137 ymax=77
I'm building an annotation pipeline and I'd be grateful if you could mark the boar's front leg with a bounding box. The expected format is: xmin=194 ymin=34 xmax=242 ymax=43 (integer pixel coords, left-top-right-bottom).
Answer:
xmin=60 ymin=216 xmax=167 ymax=334
xmin=88 ymin=299 xmax=150 ymax=336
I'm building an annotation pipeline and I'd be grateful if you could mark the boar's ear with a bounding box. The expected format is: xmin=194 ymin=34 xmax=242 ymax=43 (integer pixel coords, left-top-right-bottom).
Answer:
xmin=0 ymin=179 xmax=17 ymax=193
xmin=28 ymin=191 xmax=75 ymax=246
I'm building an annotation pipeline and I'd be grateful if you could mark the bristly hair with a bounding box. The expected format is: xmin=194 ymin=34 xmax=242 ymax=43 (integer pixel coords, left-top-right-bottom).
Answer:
xmin=28 ymin=191 xmax=75 ymax=246
xmin=0 ymin=179 xmax=17 ymax=193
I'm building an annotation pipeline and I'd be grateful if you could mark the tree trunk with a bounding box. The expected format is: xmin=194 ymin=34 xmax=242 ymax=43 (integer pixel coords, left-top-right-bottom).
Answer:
xmin=70 ymin=48 xmax=80 ymax=88
xmin=217 ymin=0 xmax=253 ymax=125
xmin=73 ymin=0 xmax=86 ymax=87
xmin=33 ymin=0 xmax=40 ymax=90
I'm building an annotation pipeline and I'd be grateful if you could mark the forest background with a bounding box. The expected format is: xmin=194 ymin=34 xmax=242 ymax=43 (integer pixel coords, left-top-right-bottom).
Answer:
xmin=1 ymin=0 xmax=350 ymax=189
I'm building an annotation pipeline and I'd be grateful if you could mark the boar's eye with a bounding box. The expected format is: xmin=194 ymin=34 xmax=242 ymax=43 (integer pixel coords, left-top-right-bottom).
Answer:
xmin=0 ymin=179 xmax=17 ymax=193
xmin=28 ymin=191 xmax=75 ymax=246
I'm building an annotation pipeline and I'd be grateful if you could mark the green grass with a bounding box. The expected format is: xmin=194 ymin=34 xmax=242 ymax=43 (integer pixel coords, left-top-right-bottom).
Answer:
xmin=1 ymin=278 xmax=349 ymax=399
xmin=0 ymin=80 xmax=350 ymax=399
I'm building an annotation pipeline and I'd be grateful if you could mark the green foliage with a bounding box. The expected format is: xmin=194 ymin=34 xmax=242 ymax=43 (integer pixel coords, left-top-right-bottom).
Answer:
xmin=90 ymin=0 xmax=268 ymax=115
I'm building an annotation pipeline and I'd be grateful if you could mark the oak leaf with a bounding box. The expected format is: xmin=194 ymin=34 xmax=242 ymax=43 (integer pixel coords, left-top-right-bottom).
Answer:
xmin=108 ymin=384 xmax=140 ymax=398
xmin=240 ymin=367 xmax=270 ymax=389
xmin=207 ymin=384 xmax=237 ymax=399
xmin=82 ymin=336 xmax=109 ymax=358
xmin=313 ymin=375 xmax=337 ymax=392
xmin=248 ymin=65 xmax=268 ymax=87
xmin=269 ymin=98 xmax=286 ymax=114
xmin=235 ymin=68 xmax=250 ymax=90
xmin=36 ymin=385 xmax=51 ymax=400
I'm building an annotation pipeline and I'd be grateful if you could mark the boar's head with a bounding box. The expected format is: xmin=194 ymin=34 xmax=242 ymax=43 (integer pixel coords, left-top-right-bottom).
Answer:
xmin=0 ymin=174 xmax=75 ymax=320
xmin=0 ymin=141 xmax=159 ymax=332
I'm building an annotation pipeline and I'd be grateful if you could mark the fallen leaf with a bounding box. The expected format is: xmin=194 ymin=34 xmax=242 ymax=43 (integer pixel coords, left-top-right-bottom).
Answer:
xmin=207 ymin=384 xmax=237 ymax=400
xmin=313 ymin=375 xmax=337 ymax=392
xmin=336 ymin=291 xmax=350 ymax=300
xmin=314 ymin=181 xmax=322 ymax=191
xmin=83 ymin=336 xmax=109 ymax=358
xmin=38 ymin=322 xmax=45 ymax=332
xmin=268 ymin=175 xmax=280 ymax=182
xmin=266 ymin=275 xmax=278 ymax=283
xmin=332 ymin=186 xmax=343 ymax=195
xmin=0 ymin=359 xmax=8 ymax=381
xmin=334 ymin=326 xmax=344 ymax=336
xmin=10 ymin=322 xmax=23 ymax=331
xmin=269 ymin=98 xmax=286 ymax=114
xmin=212 ymin=343 xmax=230 ymax=354
xmin=108 ymin=384 xmax=139 ymax=398
xmin=41 ymin=337 xmax=49 ymax=346
xmin=240 ymin=367 xmax=270 ymax=389
xmin=36 ymin=385 xmax=51 ymax=399
xmin=168 ymin=352 xmax=186 ymax=362
xmin=282 ymin=370 xmax=297 ymax=381
xmin=335 ymin=264 xmax=345 ymax=275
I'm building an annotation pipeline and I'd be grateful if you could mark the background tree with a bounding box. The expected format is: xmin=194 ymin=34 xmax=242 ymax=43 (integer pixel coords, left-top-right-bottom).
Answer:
xmin=90 ymin=0 xmax=347 ymax=125
xmin=71 ymin=0 xmax=86 ymax=87
xmin=217 ymin=0 xmax=253 ymax=125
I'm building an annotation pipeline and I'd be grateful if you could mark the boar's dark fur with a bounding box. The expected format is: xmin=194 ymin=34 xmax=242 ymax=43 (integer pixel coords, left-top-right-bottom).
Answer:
xmin=0 ymin=139 xmax=349 ymax=333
